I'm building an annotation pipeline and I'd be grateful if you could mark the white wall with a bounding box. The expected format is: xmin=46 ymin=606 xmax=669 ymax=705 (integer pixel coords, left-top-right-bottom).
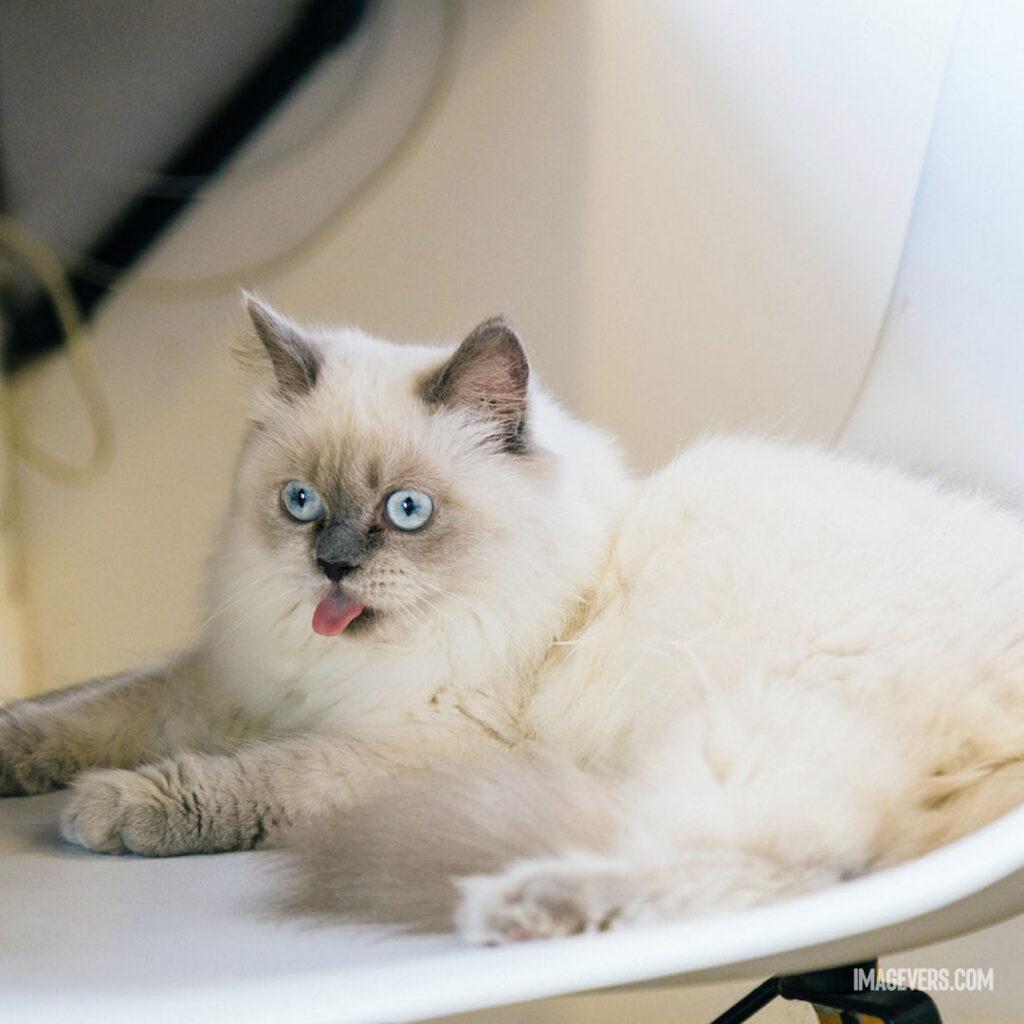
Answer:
xmin=581 ymin=0 xmax=957 ymax=466
xmin=842 ymin=0 xmax=1024 ymax=503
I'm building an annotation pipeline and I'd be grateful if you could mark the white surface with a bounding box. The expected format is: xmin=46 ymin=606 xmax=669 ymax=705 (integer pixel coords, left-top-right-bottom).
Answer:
xmin=4 ymin=792 xmax=1024 ymax=1024
xmin=842 ymin=0 xmax=1024 ymax=500
xmin=580 ymin=0 xmax=960 ymax=465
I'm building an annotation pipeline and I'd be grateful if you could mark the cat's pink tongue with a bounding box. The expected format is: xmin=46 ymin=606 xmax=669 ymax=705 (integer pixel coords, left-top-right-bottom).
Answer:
xmin=312 ymin=591 xmax=365 ymax=636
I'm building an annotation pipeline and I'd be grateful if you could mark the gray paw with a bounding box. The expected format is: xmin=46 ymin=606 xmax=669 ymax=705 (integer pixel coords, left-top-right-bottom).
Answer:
xmin=0 ymin=714 xmax=80 ymax=796
xmin=60 ymin=766 xmax=198 ymax=855
xmin=59 ymin=759 xmax=274 ymax=856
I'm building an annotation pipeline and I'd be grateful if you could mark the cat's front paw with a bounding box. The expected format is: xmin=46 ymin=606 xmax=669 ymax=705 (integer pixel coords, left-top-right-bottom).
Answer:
xmin=0 ymin=712 xmax=80 ymax=796
xmin=456 ymin=856 xmax=631 ymax=945
xmin=60 ymin=766 xmax=200 ymax=855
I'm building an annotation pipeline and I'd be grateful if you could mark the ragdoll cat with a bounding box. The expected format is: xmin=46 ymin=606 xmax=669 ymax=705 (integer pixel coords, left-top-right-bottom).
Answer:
xmin=3 ymin=298 xmax=1024 ymax=945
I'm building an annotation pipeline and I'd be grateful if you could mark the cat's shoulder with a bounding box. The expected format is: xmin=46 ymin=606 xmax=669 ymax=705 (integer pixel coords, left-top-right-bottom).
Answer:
xmin=623 ymin=432 xmax=1016 ymax=545
xmin=648 ymin=433 xmax=856 ymax=492
xmin=632 ymin=431 xmax=1019 ymax=542
xmin=651 ymin=432 xmax=939 ymax=494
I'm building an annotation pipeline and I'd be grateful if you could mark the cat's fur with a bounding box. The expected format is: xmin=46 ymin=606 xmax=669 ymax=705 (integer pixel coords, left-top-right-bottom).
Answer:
xmin=4 ymin=299 xmax=1024 ymax=944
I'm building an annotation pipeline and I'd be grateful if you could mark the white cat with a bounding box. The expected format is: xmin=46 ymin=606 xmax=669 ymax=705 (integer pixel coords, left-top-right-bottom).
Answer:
xmin=3 ymin=299 xmax=1024 ymax=944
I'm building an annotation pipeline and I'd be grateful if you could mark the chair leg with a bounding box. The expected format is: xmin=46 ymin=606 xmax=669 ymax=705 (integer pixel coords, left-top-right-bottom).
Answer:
xmin=708 ymin=961 xmax=943 ymax=1024
xmin=708 ymin=977 xmax=780 ymax=1024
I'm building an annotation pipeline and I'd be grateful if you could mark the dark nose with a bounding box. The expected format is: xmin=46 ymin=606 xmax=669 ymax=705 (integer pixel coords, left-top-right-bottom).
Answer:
xmin=315 ymin=521 xmax=371 ymax=582
xmin=317 ymin=558 xmax=360 ymax=582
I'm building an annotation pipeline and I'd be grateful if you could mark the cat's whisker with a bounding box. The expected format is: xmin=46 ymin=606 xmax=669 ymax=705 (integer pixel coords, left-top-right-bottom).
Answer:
xmin=191 ymin=569 xmax=288 ymax=636
xmin=205 ymin=582 xmax=305 ymax=657
xmin=412 ymin=576 xmax=530 ymax=671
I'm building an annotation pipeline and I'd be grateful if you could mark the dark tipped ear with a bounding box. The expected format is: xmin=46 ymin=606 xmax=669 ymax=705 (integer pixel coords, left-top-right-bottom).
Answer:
xmin=244 ymin=295 xmax=320 ymax=399
xmin=423 ymin=317 xmax=530 ymax=451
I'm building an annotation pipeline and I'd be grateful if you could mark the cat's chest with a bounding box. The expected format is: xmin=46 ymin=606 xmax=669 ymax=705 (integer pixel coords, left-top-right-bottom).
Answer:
xmin=215 ymin=628 xmax=523 ymax=745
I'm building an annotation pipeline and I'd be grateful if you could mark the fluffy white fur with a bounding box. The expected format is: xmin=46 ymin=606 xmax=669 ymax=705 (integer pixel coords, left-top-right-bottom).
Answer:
xmin=4 ymin=301 xmax=1024 ymax=945
xmin=290 ymin=429 xmax=1024 ymax=943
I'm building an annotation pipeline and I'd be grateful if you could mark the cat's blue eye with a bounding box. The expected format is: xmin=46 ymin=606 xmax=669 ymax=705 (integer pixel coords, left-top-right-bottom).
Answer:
xmin=385 ymin=489 xmax=434 ymax=531
xmin=281 ymin=480 xmax=324 ymax=523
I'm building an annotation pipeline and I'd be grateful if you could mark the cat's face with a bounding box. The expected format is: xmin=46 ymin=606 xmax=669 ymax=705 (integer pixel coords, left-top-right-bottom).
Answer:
xmin=231 ymin=301 xmax=546 ymax=639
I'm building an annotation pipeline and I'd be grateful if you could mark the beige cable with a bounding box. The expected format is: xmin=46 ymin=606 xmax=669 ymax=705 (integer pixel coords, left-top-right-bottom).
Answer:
xmin=0 ymin=215 xmax=114 ymax=696
xmin=0 ymin=0 xmax=462 ymax=475
xmin=0 ymin=0 xmax=462 ymax=692
xmin=0 ymin=215 xmax=115 ymax=488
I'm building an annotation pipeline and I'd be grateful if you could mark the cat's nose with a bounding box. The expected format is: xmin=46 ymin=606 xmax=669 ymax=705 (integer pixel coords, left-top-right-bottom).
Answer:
xmin=317 ymin=558 xmax=360 ymax=582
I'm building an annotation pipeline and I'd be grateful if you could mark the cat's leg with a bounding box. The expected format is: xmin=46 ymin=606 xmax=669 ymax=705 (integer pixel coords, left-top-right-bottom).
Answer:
xmin=0 ymin=658 xmax=222 ymax=796
xmin=460 ymin=682 xmax=900 ymax=944
xmin=456 ymin=849 xmax=838 ymax=944
xmin=59 ymin=734 xmax=404 ymax=855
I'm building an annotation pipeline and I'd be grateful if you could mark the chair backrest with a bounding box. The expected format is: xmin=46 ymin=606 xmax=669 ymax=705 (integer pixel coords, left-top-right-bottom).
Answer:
xmin=841 ymin=0 xmax=1024 ymax=503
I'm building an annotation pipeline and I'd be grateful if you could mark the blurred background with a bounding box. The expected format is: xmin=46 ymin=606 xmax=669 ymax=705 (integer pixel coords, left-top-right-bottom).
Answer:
xmin=1 ymin=1 xmax=1023 ymax=1020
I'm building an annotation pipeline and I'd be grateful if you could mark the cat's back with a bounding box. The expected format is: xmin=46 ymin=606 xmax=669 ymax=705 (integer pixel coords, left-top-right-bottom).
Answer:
xmin=610 ymin=436 xmax=1024 ymax=692
xmin=607 ymin=433 xmax=1024 ymax=717
xmin=531 ymin=434 xmax=1024 ymax=768
xmin=617 ymin=433 xmax=1023 ymax=582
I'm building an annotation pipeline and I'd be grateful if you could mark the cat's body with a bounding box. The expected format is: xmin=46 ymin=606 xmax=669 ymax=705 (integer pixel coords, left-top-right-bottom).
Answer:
xmin=3 ymin=302 xmax=1024 ymax=943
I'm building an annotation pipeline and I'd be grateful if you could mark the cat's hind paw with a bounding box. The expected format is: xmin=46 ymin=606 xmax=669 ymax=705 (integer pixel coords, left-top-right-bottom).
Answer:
xmin=455 ymin=854 xmax=634 ymax=945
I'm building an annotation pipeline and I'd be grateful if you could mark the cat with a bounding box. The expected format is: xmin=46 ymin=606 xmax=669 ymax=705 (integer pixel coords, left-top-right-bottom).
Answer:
xmin=3 ymin=298 xmax=1024 ymax=945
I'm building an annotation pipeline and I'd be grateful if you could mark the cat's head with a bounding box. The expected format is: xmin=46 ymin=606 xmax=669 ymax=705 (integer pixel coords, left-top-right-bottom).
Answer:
xmin=218 ymin=298 xmax=623 ymax=647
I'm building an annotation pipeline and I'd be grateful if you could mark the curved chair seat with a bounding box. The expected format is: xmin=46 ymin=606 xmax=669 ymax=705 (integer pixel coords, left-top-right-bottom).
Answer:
xmin=2 ymin=792 xmax=1022 ymax=1024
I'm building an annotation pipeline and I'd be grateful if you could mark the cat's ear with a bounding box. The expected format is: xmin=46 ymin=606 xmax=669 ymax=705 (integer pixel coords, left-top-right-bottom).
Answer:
xmin=423 ymin=317 xmax=529 ymax=451
xmin=240 ymin=294 xmax=321 ymax=399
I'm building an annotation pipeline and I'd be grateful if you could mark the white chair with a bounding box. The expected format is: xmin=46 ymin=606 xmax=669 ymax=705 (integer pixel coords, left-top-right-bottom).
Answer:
xmin=3 ymin=3 xmax=1023 ymax=1022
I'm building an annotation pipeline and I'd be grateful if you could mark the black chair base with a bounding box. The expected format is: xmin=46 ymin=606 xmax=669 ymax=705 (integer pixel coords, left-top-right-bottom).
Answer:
xmin=709 ymin=961 xmax=942 ymax=1024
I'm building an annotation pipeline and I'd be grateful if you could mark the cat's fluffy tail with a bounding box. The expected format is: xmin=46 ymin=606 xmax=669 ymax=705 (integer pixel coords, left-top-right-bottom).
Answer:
xmin=280 ymin=747 xmax=622 ymax=933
